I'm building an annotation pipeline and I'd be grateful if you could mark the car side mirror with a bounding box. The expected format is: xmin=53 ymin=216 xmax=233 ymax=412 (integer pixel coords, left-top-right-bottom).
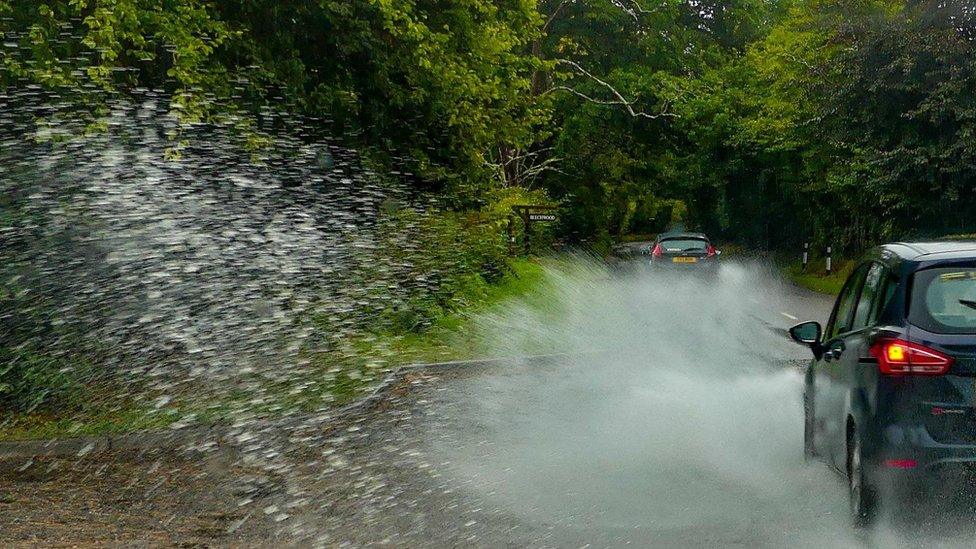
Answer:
xmin=789 ymin=321 xmax=823 ymax=354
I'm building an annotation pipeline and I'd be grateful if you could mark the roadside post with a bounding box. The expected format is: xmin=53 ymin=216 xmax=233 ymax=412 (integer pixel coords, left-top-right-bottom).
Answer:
xmin=507 ymin=215 xmax=517 ymax=256
xmin=826 ymin=245 xmax=832 ymax=275
xmin=512 ymin=205 xmax=558 ymax=255
xmin=802 ymin=242 xmax=809 ymax=272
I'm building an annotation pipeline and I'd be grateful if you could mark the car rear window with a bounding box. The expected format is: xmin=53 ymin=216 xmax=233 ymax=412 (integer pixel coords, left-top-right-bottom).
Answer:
xmin=659 ymin=238 xmax=707 ymax=252
xmin=910 ymin=268 xmax=976 ymax=334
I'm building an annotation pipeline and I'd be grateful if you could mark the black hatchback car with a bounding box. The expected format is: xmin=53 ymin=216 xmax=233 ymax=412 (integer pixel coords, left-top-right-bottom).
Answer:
xmin=649 ymin=232 xmax=720 ymax=269
xmin=790 ymin=241 xmax=976 ymax=526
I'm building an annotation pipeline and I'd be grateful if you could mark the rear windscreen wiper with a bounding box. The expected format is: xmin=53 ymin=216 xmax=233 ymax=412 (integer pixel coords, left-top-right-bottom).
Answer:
xmin=958 ymin=299 xmax=976 ymax=310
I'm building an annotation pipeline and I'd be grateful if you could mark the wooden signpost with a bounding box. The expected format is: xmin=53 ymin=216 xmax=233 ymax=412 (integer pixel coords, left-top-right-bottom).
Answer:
xmin=512 ymin=205 xmax=558 ymax=255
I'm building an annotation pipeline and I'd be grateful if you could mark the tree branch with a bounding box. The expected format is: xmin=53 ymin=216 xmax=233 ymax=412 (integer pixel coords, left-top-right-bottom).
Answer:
xmin=551 ymin=59 xmax=678 ymax=119
xmin=485 ymin=146 xmax=565 ymax=187
xmin=609 ymin=0 xmax=661 ymax=24
xmin=543 ymin=0 xmax=573 ymax=32
xmin=610 ymin=0 xmax=640 ymax=23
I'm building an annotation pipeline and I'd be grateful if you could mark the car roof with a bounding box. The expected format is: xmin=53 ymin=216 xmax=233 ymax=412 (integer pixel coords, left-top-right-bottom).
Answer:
xmin=882 ymin=241 xmax=976 ymax=261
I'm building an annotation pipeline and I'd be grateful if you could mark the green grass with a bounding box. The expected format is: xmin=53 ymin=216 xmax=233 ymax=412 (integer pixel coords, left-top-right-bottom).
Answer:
xmin=940 ymin=233 xmax=976 ymax=241
xmin=368 ymin=258 xmax=547 ymax=363
xmin=0 ymin=258 xmax=550 ymax=441
xmin=0 ymin=403 xmax=182 ymax=441
xmin=782 ymin=258 xmax=853 ymax=295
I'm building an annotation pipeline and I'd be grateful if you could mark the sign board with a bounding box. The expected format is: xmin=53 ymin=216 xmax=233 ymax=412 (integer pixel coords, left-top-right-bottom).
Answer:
xmin=511 ymin=204 xmax=559 ymax=255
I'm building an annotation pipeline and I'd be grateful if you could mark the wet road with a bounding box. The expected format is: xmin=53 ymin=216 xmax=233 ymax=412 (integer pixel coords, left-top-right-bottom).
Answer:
xmin=293 ymin=266 xmax=847 ymax=545
xmin=297 ymin=266 xmax=976 ymax=547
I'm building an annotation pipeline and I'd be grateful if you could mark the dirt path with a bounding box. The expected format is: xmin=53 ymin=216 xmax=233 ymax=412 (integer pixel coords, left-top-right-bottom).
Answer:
xmin=0 ymin=449 xmax=278 ymax=547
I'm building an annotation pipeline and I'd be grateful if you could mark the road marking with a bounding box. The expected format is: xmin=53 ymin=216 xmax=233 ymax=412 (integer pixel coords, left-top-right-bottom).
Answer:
xmin=780 ymin=312 xmax=799 ymax=321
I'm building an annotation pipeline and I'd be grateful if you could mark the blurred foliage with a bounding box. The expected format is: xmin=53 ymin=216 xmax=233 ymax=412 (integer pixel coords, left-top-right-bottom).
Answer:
xmin=536 ymin=0 xmax=976 ymax=254
xmin=0 ymin=347 xmax=87 ymax=413
xmin=4 ymin=0 xmax=976 ymax=425
xmin=3 ymin=1 xmax=975 ymax=252
xmin=1 ymin=178 xmax=98 ymax=414
xmin=334 ymin=186 xmax=552 ymax=338
xmin=0 ymin=0 xmax=548 ymax=196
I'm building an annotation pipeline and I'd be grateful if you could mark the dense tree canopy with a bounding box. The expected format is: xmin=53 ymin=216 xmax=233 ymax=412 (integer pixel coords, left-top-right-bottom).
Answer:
xmin=3 ymin=0 xmax=975 ymax=252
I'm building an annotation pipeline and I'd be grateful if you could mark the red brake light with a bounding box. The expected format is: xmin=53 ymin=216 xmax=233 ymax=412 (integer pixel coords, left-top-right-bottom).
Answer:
xmin=652 ymin=244 xmax=663 ymax=258
xmin=869 ymin=338 xmax=953 ymax=376
xmin=883 ymin=458 xmax=918 ymax=469
xmin=706 ymin=244 xmax=716 ymax=258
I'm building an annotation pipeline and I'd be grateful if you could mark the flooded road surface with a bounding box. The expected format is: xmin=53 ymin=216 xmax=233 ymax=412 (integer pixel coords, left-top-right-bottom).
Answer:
xmin=300 ymin=264 xmax=976 ymax=548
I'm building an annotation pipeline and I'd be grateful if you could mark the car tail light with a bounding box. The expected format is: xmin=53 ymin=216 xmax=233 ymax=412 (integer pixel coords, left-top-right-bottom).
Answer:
xmin=869 ymin=338 xmax=953 ymax=376
xmin=706 ymin=244 xmax=716 ymax=258
xmin=652 ymin=244 xmax=663 ymax=258
xmin=883 ymin=458 xmax=918 ymax=469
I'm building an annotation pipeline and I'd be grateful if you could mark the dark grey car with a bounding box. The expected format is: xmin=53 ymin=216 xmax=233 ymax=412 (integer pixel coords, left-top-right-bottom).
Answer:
xmin=649 ymin=232 xmax=720 ymax=271
xmin=790 ymin=241 xmax=976 ymax=526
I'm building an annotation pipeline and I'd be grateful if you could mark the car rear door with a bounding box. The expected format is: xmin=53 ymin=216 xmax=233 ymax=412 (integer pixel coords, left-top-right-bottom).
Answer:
xmin=905 ymin=264 xmax=976 ymax=445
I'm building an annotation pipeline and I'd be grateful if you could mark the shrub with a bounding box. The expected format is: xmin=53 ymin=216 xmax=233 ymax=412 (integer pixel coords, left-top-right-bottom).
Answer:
xmin=345 ymin=187 xmax=554 ymax=337
xmin=0 ymin=347 xmax=87 ymax=414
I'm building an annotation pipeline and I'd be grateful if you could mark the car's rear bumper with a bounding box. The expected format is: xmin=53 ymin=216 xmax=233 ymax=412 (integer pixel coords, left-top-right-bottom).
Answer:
xmin=649 ymin=259 xmax=720 ymax=269
xmin=871 ymin=424 xmax=976 ymax=482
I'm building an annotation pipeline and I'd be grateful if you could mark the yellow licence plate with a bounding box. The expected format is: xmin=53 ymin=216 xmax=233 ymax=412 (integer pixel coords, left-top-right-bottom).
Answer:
xmin=672 ymin=257 xmax=697 ymax=263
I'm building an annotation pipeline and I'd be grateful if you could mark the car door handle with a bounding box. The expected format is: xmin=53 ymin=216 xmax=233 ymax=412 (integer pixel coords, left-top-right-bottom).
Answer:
xmin=824 ymin=341 xmax=845 ymax=361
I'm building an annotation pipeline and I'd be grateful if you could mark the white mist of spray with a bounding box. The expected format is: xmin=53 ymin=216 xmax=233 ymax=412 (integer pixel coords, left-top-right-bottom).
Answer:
xmin=424 ymin=258 xmax=976 ymax=547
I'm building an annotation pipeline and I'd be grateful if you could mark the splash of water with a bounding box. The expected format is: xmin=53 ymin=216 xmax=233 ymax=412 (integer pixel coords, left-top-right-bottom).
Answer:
xmin=423 ymin=259 xmax=976 ymax=547
xmin=1 ymin=91 xmax=458 ymax=540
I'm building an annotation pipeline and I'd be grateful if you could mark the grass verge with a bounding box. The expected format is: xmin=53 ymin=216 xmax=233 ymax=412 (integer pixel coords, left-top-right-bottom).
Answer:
xmin=781 ymin=258 xmax=852 ymax=295
xmin=0 ymin=406 xmax=181 ymax=441
xmin=356 ymin=257 xmax=548 ymax=364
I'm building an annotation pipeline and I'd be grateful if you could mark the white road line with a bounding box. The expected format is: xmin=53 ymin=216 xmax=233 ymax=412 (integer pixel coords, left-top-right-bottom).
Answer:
xmin=780 ymin=312 xmax=799 ymax=321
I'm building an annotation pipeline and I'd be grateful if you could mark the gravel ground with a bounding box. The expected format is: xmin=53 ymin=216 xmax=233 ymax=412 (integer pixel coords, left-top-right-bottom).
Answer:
xmin=0 ymin=367 xmax=575 ymax=548
xmin=0 ymin=447 xmax=282 ymax=547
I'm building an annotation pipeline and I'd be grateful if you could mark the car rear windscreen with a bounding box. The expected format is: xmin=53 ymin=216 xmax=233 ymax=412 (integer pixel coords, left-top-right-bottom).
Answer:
xmin=660 ymin=238 xmax=707 ymax=252
xmin=910 ymin=268 xmax=976 ymax=334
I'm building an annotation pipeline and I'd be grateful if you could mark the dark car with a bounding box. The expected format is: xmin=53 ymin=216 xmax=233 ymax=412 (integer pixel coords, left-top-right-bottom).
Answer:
xmin=649 ymin=232 xmax=721 ymax=269
xmin=790 ymin=241 xmax=976 ymax=526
